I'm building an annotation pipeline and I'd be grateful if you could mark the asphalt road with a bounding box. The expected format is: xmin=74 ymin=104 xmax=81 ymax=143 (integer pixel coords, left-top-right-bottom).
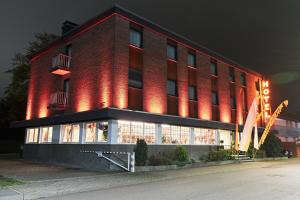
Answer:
xmin=45 ymin=159 xmax=300 ymax=200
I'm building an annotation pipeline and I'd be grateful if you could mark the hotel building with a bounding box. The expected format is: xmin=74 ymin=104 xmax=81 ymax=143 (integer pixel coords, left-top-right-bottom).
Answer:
xmin=12 ymin=6 xmax=263 ymax=170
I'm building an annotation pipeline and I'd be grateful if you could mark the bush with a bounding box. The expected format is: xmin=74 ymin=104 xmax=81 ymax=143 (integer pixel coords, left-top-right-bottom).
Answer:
xmin=262 ymin=131 xmax=283 ymax=157
xmin=206 ymin=150 xmax=233 ymax=161
xmin=173 ymin=146 xmax=189 ymax=162
xmin=134 ymin=139 xmax=148 ymax=166
xmin=148 ymin=154 xmax=172 ymax=166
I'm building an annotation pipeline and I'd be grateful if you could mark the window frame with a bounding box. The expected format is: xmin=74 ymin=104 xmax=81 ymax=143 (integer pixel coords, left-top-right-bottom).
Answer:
xmin=212 ymin=91 xmax=219 ymax=106
xmin=210 ymin=61 xmax=218 ymax=76
xmin=167 ymin=79 xmax=178 ymax=96
xmin=129 ymin=27 xmax=143 ymax=48
xmin=60 ymin=124 xmax=80 ymax=144
xmin=84 ymin=121 xmax=108 ymax=143
xmin=188 ymin=85 xmax=197 ymax=101
xmin=188 ymin=51 xmax=196 ymax=67
xmin=40 ymin=126 xmax=53 ymax=144
xmin=167 ymin=43 xmax=177 ymax=61
xmin=128 ymin=68 xmax=143 ymax=89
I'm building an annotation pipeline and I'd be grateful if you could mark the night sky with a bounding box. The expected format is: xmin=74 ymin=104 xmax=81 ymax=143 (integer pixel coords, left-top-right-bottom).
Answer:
xmin=1 ymin=0 xmax=300 ymax=119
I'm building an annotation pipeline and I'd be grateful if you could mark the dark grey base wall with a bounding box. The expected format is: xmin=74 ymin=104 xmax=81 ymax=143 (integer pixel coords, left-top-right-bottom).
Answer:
xmin=23 ymin=144 xmax=219 ymax=171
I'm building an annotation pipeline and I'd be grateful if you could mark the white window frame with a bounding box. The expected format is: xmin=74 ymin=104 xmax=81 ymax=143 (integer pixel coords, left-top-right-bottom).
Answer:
xmin=39 ymin=126 xmax=53 ymax=144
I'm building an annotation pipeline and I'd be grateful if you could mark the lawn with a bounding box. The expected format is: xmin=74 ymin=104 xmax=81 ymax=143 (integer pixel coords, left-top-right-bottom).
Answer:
xmin=0 ymin=175 xmax=24 ymax=187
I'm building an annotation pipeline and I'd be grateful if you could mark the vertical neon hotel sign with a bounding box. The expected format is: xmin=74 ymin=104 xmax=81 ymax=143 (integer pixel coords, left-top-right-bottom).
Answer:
xmin=262 ymin=80 xmax=271 ymax=118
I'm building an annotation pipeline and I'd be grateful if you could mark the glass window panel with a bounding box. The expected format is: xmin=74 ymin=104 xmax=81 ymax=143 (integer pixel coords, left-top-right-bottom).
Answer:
xmin=61 ymin=124 xmax=80 ymax=143
xmin=97 ymin=122 xmax=108 ymax=142
xmin=194 ymin=128 xmax=217 ymax=145
xmin=129 ymin=69 xmax=142 ymax=88
xmin=85 ymin=122 xmax=97 ymax=143
xmin=188 ymin=53 xmax=196 ymax=67
xmin=229 ymin=67 xmax=235 ymax=82
xmin=219 ymin=130 xmax=232 ymax=149
xmin=212 ymin=92 xmax=219 ymax=105
xmin=188 ymin=86 xmax=196 ymax=100
xmin=162 ymin=125 xmax=190 ymax=144
xmin=130 ymin=28 xmax=142 ymax=48
xmin=167 ymin=80 xmax=177 ymax=96
xmin=117 ymin=120 xmax=155 ymax=144
xmin=167 ymin=44 xmax=177 ymax=60
xmin=41 ymin=127 xmax=53 ymax=143
xmin=210 ymin=62 xmax=218 ymax=75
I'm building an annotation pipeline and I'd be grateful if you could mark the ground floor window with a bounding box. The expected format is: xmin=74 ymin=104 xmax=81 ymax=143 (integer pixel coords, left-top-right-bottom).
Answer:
xmin=40 ymin=126 xmax=53 ymax=143
xmin=85 ymin=121 xmax=108 ymax=143
xmin=219 ymin=130 xmax=232 ymax=149
xmin=161 ymin=125 xmax=190 ymax=144
xmin=117 ymin=120 xmax=155 ymax=144
xmin=26 ymin=128 xmax=39 ymax=143
xmin=61 ymin=124 xmax=80 ymax=143
xmin=194 ymin=128 xmax=217 ymax=145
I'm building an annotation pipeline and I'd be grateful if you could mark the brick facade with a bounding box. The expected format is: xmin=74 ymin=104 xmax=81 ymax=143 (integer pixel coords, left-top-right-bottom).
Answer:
xmin=26 ymin=10 xmax=262 ymax=126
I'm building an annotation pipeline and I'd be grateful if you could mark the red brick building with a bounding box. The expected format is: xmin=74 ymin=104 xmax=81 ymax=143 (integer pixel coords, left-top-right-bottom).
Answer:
xmin=13 ymin=6 xmax=263 ymax=170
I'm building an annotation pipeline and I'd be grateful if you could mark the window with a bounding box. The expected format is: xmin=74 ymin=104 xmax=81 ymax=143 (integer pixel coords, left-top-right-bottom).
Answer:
xmin=61 ymin=124 xmax=80 ymax=143
xmin=167 ymin=80 xmax=177 ymax=96
xmin=65 ymin=44 xmax=72 ymax=57
xmin=40 ymin=127 xmax=53 ymax=143
xmin=26 ymin=128 xmax=39 ymax=143
xmin=194 ymin=128 xmax=217 ymax=145
xmin=212 ymin=91 xmax=219 ymax=105
xmin=188 ymin=52 xmax=196 ymax=67
xmin=219 ymin=130 xmax=232 ymax=149
xmin=167 ymin=43 xmax=177 ymax=60
xmin=130 ymin=28 xmax=142 ymax=48
xmin=188 ymin=86 xmax=197 ymax=100
xmin=117 ymin=120 xmax=155 ymax=144
xmin=210 ymin=61 xmax=218 ymax=76
xmin=241 ymin=72 xmax=246 ymax=86
xmin=242 ymin=88 xmax=248 ymax=111
xmin=229 ymin=67 xmax=235 ymax=82
xmin=63 ymin=79 xmax=70 ymax=94
xmin=85 ymin=122 xmax=97 ymax=142
xmin=129 ymin=69 xmax=142 ymax=88
xmin=230 ymin=96 xmax=236 ymax=109
xmin=85 ymin=121 xmax=108 ymax=143
xmin=162 ymin=125 xmax=190 ymax=144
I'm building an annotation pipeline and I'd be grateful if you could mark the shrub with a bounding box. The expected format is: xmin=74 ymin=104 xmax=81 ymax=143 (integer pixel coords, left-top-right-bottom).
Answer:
xmin=262 ymin=131 xmax=283 ymax=157
xmin=134 ymin=139 xmax=148 ymax=166
xmin=173 ymin=146 xmax=189 ymax=162
xmin=206 ymin=149 xmax=233 ymax=161
xmin=148 ymin=155 xmax=172 ymax=166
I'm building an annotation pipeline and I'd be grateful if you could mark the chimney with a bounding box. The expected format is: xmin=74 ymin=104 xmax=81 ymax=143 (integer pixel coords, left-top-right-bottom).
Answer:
xmin=61 ymin=21 xmax=78 ymax=35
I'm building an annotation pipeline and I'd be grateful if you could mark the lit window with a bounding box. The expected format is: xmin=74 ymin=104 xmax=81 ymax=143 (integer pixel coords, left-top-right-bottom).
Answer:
xmin=229 ymin=67 xmax=235 ymax=82
xmin=188 ymin=86 xmax=197 ymax=100
xmin=40 ymin=127 xmax=53 ymax=143
xmin=167 ymin=44 xmax=177 ymax=60
xmin=219 ymin=130 xmax=232 ymax=149
xmin=130 ymin=28 xmax=142 ymax=48
xmin=194 ymin=128 xmax=217 ymax=145
xmin=212 ymin=91 xmax=219 ymax=105
xmin=61 ymin=124 xmax=80 ymax=143
xmin=85 ymin=122 xmax=97 ymax=143
xmin=188 ymin=52 xmax=196 ymax=67
xmin=97 ymin=122 xmax=108 ymax=142
xmin=167 ymin=80 xmax=177 ymax=96
xmin=117 ymin=120 xmax=155 ymax=144
xmin=129 ymin=69 xmax=142 ymax=88
xmin=161 ymin=125 xmax=190 ymax=144
xmin=210 ymin=61 xmax=218 ymax=76
xmin=26 ymin=128 xmax=39 ymax=143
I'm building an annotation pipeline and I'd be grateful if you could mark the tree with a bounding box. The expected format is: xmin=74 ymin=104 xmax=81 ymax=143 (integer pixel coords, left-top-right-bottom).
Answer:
xmin=262 ymin=131 xmax=283 ymax=157
xmin=0 ymin=33 xmax=58 ymax=128
xmin=134 ymin=139 xmax=148 ymax=166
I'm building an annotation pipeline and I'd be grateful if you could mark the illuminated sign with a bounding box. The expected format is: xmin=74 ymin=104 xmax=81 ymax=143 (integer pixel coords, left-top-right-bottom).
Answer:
xmin=262 ymin=80 xmax=271 ymax=118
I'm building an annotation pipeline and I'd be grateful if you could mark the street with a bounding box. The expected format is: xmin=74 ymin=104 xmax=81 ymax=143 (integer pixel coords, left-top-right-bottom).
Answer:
xmin=44 ymin=159 xmax=300 ymax=200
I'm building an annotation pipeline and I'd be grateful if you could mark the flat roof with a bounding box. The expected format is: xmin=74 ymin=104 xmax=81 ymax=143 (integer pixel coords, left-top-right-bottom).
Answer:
xmin=29 ymin=5 xmax=262 ymax=77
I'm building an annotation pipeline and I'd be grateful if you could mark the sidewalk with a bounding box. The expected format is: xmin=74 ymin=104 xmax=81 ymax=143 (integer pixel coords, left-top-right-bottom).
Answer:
xmin=0 ymin=159 xmax=295 ymax=200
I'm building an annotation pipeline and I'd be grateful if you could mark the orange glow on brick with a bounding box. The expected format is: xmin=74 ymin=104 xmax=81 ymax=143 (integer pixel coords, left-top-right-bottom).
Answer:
xmin=76 ymin=90 xmax=91 ymax=112
xmin=146 ymin=97 xmax=164 ymax=114
xmin=220 ymin=112 xmax=231 ymax=123
xmin=38 ymin=98 xmax=48 ymax=118
xmin=51 ymin=68 xmax=70 ymax=75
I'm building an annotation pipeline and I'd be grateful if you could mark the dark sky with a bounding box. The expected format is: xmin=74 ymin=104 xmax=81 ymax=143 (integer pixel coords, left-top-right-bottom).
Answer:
xmin=1 ymin=0 xmax=300 ymax=118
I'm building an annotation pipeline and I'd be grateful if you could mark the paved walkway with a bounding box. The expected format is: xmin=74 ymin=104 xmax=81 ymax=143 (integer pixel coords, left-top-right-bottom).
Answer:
xmin=0 ymin=159 xmax=298 ymax=200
